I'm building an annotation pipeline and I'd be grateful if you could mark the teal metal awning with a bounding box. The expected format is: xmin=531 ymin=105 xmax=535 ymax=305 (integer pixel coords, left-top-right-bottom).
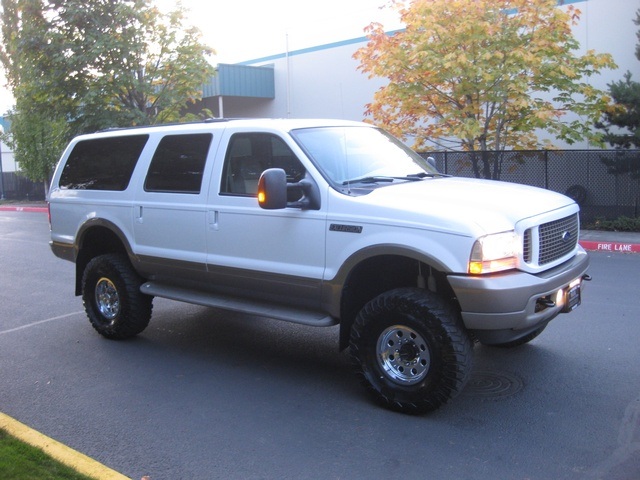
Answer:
xmin=203 ymin=63 xmax=275 ymax=99
xmin=0 ymin=116 xmax=10 ymax=132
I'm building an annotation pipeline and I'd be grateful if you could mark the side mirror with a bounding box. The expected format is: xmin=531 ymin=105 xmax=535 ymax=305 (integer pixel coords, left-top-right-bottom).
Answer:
xmin=257 ymin=168 xmax=321 ymax=210
xmin=257 ymin=168 xmax=288 ymax=209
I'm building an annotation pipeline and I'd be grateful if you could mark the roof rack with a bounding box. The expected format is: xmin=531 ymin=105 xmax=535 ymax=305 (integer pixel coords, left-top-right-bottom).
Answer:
xmin=99 ymin=117 xmax=233 ymax=133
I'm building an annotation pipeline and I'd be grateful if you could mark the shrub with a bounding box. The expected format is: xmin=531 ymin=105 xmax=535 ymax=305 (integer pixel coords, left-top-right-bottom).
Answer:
xmin=585 ymin=216 xmax=640 ymax=232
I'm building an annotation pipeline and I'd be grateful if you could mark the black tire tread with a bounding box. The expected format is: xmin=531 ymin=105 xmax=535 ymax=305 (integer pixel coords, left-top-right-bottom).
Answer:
xmin=82 ymin=253 xmax=152 ymax=339
xmin=349 ymin=288 xmax=472 ymax=414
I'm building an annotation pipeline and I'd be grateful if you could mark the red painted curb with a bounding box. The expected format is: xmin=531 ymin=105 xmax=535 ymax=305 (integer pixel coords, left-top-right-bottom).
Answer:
xmin=580 ymin=240 xmax=640 ymax=254
xmin=0 ymin=206 xmax=48 ymax=213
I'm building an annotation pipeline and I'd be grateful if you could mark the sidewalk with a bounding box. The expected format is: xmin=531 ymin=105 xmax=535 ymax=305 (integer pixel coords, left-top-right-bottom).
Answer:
xmin=1 ymin=202 xmax=639 ymax=253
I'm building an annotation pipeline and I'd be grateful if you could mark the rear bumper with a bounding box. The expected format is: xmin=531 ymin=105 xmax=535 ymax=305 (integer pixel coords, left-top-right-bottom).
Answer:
xmin=448 ymin=248 xmax=590 ymax=334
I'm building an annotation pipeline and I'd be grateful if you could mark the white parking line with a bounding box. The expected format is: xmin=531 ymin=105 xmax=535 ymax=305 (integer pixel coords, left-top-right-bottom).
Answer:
xmin=0 ymin=311 xmax=84 ymax=335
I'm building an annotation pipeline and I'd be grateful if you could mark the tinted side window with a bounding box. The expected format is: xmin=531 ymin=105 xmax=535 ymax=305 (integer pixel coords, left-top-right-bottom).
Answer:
xmin=144 ymin=134 xmax=213 ymax=194
xmin=59 ymin=135 xmax=149 ymax=190
xmin=221 ymin=133 xmax=305 ymax=196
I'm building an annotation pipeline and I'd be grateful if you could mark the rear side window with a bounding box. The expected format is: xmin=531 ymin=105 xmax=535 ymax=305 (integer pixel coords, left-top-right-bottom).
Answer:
xmin=144 ymin=133 xmax=213 ymax=194
xmin=59 ymin=135 xmax=149 ymax=190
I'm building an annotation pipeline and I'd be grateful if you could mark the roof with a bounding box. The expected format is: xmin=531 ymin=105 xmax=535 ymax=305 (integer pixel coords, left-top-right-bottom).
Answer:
xmin=76 ymin=118 xmax=371 ymax=141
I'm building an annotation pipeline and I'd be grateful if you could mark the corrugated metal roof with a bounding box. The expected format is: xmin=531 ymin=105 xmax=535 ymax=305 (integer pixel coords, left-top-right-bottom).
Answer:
xmin=203 ymin=64 xmax=275 ymax=99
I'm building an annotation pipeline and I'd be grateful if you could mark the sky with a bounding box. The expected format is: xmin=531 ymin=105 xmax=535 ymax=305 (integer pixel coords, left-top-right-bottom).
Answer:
xmin=168 ymin=0 xmax=401 ymax=64
xmin=0 ymin=0 xmax=403 ymax=114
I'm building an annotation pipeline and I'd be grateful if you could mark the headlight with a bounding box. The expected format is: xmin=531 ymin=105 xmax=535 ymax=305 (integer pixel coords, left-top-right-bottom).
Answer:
xmin=468 ymin=231 xmax=519 ymax=274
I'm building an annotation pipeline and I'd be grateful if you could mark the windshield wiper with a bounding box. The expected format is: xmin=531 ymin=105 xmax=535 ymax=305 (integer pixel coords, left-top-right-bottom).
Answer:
xmin=406 ymin=172 xmax=449 ymax=178
xmin=341 ymin=176 xmax=396 ymax=185
xmin=341 ymin=172 xmax=445 ymax=186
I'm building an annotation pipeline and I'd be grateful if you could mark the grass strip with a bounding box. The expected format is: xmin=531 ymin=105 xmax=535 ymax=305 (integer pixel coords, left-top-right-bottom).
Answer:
xmin=0 ymin=428 xmax=96 ymax=480
xmin=0 ymin=413 xmax=129 ymax=480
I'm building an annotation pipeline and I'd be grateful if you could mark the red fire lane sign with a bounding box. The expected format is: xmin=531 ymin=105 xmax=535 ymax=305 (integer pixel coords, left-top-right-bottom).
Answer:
xmin=579 ymin=240 xmax=640 ymax=253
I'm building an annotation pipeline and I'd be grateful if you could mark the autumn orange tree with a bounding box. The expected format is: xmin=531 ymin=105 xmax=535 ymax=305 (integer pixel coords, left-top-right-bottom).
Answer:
xmin=355 ymin=0 xmax=616 ymax=179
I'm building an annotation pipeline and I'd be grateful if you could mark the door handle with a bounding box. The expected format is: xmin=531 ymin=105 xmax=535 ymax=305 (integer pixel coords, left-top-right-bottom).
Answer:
xmin=208 ymin=210 xmax=219 ymax=231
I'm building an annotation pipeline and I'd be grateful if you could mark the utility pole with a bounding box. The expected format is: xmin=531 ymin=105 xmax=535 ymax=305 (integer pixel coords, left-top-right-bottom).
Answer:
xmin=0 ymin=125 xmax=5 ymax=200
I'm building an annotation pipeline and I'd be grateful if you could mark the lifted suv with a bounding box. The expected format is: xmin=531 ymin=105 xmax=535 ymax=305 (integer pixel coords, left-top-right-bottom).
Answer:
xmin=49 ymin=119 xmax=589 ymax=413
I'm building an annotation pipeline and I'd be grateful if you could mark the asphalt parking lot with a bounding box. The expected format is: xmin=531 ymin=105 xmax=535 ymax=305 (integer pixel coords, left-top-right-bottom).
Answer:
xmin=1 ymin=210 xmax=639 ymax=480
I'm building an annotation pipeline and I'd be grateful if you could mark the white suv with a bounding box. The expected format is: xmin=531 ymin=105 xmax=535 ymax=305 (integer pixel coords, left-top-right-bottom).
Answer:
xmin=48 ymin=118 xmax=590 ymax=413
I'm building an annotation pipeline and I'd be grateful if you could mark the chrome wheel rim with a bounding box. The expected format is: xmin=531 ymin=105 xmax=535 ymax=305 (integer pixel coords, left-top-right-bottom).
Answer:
xmin=377 ymin=325 xmax=430 ymax=385
xmin=95 ymin=277 xmax=119 ymax=321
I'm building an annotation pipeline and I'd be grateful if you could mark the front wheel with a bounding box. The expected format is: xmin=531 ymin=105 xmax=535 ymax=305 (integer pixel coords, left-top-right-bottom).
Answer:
xmin=82 ymin=254 xmax=152 ymax=339
xmin=349 ymin=288 xmax=472 ymax=414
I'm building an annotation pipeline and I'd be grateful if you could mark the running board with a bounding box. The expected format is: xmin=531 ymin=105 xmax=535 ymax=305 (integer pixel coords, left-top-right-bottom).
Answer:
xmin=140 ymin=281 xmax=336 ymax=327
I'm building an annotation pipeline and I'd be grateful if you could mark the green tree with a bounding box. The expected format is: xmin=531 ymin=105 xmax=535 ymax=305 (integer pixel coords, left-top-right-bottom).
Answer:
xmin=1 ymin=0 xmax=73 ymax=191
xmin=355 ymin=0 xmax=616 ymax=179
xmin=2 ymin=102 xmax=69 ymax=195
xmin=0 ymin=0 xmax=215 ymax=185
xmin=47 ymin=0 xmax=216 ymax=129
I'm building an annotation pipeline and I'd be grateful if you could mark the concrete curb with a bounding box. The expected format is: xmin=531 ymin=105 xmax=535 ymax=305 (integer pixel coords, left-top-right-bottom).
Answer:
xmin=0 ymin=412 xmax=129 ymax=480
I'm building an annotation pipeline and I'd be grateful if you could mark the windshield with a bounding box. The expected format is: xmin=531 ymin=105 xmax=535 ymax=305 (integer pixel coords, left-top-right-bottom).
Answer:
xmin=290 ymin=126 xmax=439 ymax=188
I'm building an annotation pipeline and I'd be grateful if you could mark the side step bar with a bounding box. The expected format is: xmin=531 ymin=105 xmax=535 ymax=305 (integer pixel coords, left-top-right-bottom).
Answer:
xmin=140 ymin=281 xmax=337 ymax=327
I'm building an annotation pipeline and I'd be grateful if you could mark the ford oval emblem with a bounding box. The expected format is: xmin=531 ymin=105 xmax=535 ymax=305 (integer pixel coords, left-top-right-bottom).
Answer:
xmin=562 ymin=231 xmax=572 ymax=243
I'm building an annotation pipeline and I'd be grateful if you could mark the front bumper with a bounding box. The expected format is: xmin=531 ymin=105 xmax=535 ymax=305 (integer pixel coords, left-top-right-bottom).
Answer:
xmin=448 ymin=248 xmax=590 ymax=334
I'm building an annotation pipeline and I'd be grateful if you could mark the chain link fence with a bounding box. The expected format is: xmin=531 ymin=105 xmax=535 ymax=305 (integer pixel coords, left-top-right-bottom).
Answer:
xmin=421 ymin=149 xmax=640 ymax=223
xmin=3 ymin=149 xmax=640 ymax=221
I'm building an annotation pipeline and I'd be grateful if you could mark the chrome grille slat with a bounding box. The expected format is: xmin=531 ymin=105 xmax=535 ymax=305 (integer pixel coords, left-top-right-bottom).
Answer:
xmin=523 ymin=229 xmax=532 ymax=263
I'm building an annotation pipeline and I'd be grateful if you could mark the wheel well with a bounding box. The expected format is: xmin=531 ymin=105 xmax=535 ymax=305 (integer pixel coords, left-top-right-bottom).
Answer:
xmin=75 ymin=226 xmax=128 ymax=295
xmin=338 ymin=255 xmax=456 ymax=350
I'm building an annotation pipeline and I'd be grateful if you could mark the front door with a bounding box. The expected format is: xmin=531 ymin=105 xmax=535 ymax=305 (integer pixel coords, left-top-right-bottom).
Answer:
xmin=206 ymin=132 xmax=326 ymax=308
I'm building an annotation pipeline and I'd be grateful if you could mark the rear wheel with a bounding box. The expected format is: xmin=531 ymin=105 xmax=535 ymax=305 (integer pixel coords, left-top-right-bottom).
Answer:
xmin=82 ymin=254 xmax=152 ymax=339
xmin=349 ymin=288 xmax=472 ymax=414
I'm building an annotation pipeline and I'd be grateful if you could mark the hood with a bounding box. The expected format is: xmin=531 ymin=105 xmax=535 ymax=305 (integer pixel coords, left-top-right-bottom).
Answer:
xmin=359 ymin=176 xmax=575 ymax=236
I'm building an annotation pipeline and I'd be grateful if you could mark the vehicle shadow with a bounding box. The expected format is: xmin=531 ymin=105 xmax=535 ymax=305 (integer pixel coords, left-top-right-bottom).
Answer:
xmin=80 ymin=299 xmax=590 ymax=421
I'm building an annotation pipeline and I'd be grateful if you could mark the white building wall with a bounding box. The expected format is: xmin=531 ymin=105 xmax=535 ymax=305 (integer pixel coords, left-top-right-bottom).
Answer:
xmin=0 ymin=138 xmax=16 ymax=174
xmin=232 ymin=0 xmax=639 ymax=149
xmin=571 ymin=0 xmax=639 ymax=93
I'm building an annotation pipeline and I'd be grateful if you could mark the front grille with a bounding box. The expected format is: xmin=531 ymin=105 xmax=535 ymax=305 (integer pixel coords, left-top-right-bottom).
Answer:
xmin=523 ymin=213 xmax=579 ymax=266
xmin=537 ymin=214 xmax=579 ymax=265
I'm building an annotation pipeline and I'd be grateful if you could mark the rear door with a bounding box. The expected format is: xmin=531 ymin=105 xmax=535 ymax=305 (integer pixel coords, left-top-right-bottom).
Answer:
xmin=133 ymin=132 xmax=217 ymax=281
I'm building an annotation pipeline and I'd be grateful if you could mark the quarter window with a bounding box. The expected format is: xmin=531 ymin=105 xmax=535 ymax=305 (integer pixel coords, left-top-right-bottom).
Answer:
xmin=144 ymin=134 xmax=213 ymax=194
xmin=60 ymin=135 xmax=149 ymax=191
